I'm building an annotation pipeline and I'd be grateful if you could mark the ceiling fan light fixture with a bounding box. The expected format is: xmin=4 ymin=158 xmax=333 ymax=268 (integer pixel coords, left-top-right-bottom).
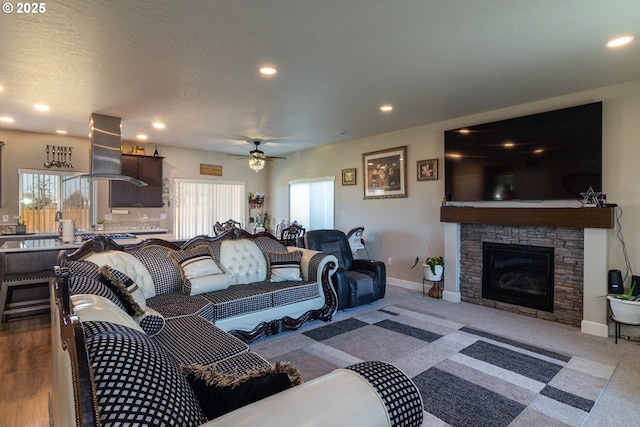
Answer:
xmin=249 ymin=156 xmax=265 ymax=172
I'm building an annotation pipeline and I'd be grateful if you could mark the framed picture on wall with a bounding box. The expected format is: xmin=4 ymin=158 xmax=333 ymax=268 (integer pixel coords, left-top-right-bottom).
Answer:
xmin=362 ymin=146 xmax=407 ymax=199
xmin=342 ymin=168 xmax=357 ymax=185
xmin=417 ymin=158 xmax=438 ymax=181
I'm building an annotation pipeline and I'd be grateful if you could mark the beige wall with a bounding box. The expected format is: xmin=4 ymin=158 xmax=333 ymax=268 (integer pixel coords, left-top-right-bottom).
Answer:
xmin=268 ymin=79 xmax=640 ymax=286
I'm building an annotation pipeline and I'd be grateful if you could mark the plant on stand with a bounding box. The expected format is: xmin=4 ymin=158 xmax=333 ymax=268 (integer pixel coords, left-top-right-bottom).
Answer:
xmin=423 ymin=256 xmax=444 ymax=281
xmin=607 ymin=280 xmax=640 ymax=324
xmin=423 ymin=255 xmax=444 ymax=298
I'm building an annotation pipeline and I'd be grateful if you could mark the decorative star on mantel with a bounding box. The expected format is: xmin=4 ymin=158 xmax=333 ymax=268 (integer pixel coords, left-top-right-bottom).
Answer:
xmin=580 ymin=186 xmax=602 ymax=206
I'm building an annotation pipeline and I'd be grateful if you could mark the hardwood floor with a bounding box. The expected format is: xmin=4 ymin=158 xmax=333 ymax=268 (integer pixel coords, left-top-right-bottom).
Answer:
xmin=0 ymin=315 xmax=51 ymax=427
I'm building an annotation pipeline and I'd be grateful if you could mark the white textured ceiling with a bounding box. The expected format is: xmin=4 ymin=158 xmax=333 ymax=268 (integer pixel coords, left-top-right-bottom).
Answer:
xmin=0 ymin=0 xmax=639 ymax=157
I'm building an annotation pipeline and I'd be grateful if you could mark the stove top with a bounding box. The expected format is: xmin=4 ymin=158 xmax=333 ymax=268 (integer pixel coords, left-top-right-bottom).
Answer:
xmin=81 ymin=233 xmax=138 ymax=241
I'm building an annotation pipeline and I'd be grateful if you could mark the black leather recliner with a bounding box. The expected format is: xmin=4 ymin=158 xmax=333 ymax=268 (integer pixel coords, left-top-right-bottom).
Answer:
xmin=305 ymin=229 xmax=386 ymax=310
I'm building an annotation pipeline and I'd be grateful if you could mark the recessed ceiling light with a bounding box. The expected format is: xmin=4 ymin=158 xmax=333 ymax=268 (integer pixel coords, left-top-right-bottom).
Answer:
xmin=0 ymin=116 xmax=15 ymax=123
xmin=503 ymin=142 xmax=515 ymax=148
xmin=136 ymin=134 xmax=148 ymax=140
xmin=152 ymin=121 xmax=166 ymax=129
xmin=606 ymin=35 xmax=635 ymax=48
xmin=380 ymin=105 xmax=393 ymax=112
xmin=259 ymin=66 xmax=277 ymax=76
xmin=34 ymin=104 xmax=50 ymax=112
xmin=56 ymin=130 xmax=68 ymax=135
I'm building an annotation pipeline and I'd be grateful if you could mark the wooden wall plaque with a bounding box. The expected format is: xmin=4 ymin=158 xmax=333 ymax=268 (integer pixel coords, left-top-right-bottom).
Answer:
xmin=200 ymin=164 xmax=222 ymax=176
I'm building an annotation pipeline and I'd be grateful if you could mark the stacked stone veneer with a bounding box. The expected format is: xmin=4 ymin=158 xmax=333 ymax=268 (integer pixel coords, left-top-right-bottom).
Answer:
xmin=460 ymin=224 xmax=584 ymax=327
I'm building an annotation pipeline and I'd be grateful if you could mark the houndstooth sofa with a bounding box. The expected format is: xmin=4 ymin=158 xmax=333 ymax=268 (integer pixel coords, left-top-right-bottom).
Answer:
xmin=63 ymin=230 xmax=340 ymax=342
xmin=50 ymin=232 xmax=425 ymax=426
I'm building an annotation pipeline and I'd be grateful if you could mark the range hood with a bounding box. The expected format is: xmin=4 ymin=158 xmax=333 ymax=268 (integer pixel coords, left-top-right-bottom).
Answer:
xmin=83 ymin=113 xmax=147 ymax=186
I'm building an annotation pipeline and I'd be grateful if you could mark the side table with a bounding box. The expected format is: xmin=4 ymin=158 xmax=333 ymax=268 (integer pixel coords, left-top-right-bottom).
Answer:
xmin=610 ymin=316 xmax=640 ymax=344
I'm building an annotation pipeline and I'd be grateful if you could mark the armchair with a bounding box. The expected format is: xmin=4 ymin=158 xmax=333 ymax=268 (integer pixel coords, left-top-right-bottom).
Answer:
xmin=305 ymin=229 xmax=385 ymax=310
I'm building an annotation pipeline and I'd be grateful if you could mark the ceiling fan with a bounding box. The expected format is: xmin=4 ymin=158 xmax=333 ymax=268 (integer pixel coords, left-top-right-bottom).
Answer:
xmin=229 ymin=140 xmax=287 ymax=172
xmin=248 ymin=140 xmax=287 ymax=160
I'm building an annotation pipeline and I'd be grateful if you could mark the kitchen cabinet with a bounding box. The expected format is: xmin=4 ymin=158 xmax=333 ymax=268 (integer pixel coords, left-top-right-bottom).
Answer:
xmin=110 ymin=154 xmax=163 ymax=207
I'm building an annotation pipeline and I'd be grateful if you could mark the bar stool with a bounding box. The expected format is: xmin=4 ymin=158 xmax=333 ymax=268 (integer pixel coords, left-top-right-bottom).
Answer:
xmin=0 ymin=270 xmax=54 ymax=322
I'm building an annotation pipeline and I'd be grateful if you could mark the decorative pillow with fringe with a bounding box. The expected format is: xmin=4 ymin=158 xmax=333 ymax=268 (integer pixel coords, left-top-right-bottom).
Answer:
xmin=99 ymin=265 xmax=145 ymax=316
xmin=181 ymin=362 xmax=303 ymax=419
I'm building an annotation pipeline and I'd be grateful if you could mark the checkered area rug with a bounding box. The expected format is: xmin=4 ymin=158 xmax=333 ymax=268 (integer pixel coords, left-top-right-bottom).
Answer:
xmin=250 ymin=306 xmax=616 ymax=427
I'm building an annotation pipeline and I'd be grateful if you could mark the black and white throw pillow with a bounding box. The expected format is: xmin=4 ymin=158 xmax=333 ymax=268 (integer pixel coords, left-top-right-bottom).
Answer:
xmin=168 ymin=246 xmax=229 ymax=295
xmin=267 ymin=251 xmax=303 ymax=282
xmin=99 ymin=265 xmax=145 ymax=316
xmin=84 ymin=321 xmax=207 ymax=426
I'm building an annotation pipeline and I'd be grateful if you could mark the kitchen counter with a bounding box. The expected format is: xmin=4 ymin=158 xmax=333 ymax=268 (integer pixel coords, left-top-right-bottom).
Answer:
xmin=0 ymin=230 xmax=177 ymax=321
xmin=0 ymin=233 xmax=179 ymax=253
xmin=0 ymin=228 xmax=168 ymax=240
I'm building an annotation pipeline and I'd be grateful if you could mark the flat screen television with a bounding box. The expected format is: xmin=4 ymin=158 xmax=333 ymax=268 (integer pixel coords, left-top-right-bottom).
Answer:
xmin=444 ymin=102 xmax=602 ymax=202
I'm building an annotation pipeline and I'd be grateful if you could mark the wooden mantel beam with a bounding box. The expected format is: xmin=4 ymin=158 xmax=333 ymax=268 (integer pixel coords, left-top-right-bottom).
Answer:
xmin=440 ymin=206 xmax=614 ymax=229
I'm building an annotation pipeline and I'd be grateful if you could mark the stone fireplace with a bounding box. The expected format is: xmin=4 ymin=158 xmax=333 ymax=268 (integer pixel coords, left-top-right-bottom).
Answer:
xmin=441 ymin=206 xmax=614 ymax=337
xmin=461 ymin=225 xmax=581 ymax=326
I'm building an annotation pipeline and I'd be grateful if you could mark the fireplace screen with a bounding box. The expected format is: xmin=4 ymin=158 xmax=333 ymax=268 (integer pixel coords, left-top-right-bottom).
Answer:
xmin=482 ymin=242 xmax=554 ymax=312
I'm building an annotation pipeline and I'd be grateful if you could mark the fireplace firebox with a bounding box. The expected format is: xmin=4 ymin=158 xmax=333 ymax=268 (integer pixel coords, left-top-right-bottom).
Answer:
xmin=482 ymin=242 xmax=554 ymax=312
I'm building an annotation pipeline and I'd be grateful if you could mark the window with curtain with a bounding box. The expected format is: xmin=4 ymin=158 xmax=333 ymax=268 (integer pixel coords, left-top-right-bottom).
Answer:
xmin=19 ymin=169 xmax=91 ymax=233
xmin=174 ymin=179 xmax=245 ymax=239
xmin=289 ymin=176 xmax=334 ymax=230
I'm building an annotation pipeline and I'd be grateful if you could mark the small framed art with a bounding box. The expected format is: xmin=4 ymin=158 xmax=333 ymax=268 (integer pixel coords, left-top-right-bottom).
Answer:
xmin=417 ymin=158 xmax=438 ymax=181
xmin=342 ymin=168 xmax=357 ymax=185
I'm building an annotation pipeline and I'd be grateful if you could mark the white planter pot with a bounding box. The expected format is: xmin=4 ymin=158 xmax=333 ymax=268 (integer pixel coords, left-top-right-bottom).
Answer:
xmin=608 ymin=296 xmax=640 ymax=324
xmin=423 ymin=264 xmax=443 ymax=282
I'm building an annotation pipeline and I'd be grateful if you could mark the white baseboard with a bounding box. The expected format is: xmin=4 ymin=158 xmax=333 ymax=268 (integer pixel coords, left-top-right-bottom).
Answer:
xmin=388 ymin=278 xmax=462 ymax=302
xmin=390 ymin=278 xmax=612 ymax=336
xmin=388 ymin=277 xmax=422 ymax=292
xmin=442 ymin=290 xmax=461 ymax=303
xmin=581 ymin=320 xmax=608 ymax=337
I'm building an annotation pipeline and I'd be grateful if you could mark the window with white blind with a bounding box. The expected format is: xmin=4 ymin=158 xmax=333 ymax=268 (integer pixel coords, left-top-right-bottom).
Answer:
xmin=174 ymin=179 xmax=245 ymax=239
xmin=19 ymin=169 xmax=92 ymax=233
xmin=289 ymin=177 xmax=334 ymax=230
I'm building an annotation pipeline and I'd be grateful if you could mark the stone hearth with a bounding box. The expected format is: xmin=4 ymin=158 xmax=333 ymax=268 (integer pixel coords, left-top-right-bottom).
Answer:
xmin=460 ymin=224 xmax=583 ymax=327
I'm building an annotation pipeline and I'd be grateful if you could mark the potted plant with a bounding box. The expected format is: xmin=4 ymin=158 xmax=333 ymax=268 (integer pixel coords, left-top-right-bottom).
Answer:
xmin=16 ymin=217 xmax=26 ymax=234
xmin=607 ymin=280 xmax=640 ymax=324
xmin=423 ymin=256 xmax=444 ymax=282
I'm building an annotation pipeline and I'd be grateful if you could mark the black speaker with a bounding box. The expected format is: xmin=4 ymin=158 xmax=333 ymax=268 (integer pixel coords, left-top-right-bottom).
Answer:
xmin=608 ymin=269 xmax=623 ymax=294
xmin=631 ymin=275 xmax=640 ymax=296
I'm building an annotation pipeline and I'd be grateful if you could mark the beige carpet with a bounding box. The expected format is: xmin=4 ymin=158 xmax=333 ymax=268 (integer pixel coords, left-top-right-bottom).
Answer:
xmin=251 ymin=304 xmax=616 ymax=427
